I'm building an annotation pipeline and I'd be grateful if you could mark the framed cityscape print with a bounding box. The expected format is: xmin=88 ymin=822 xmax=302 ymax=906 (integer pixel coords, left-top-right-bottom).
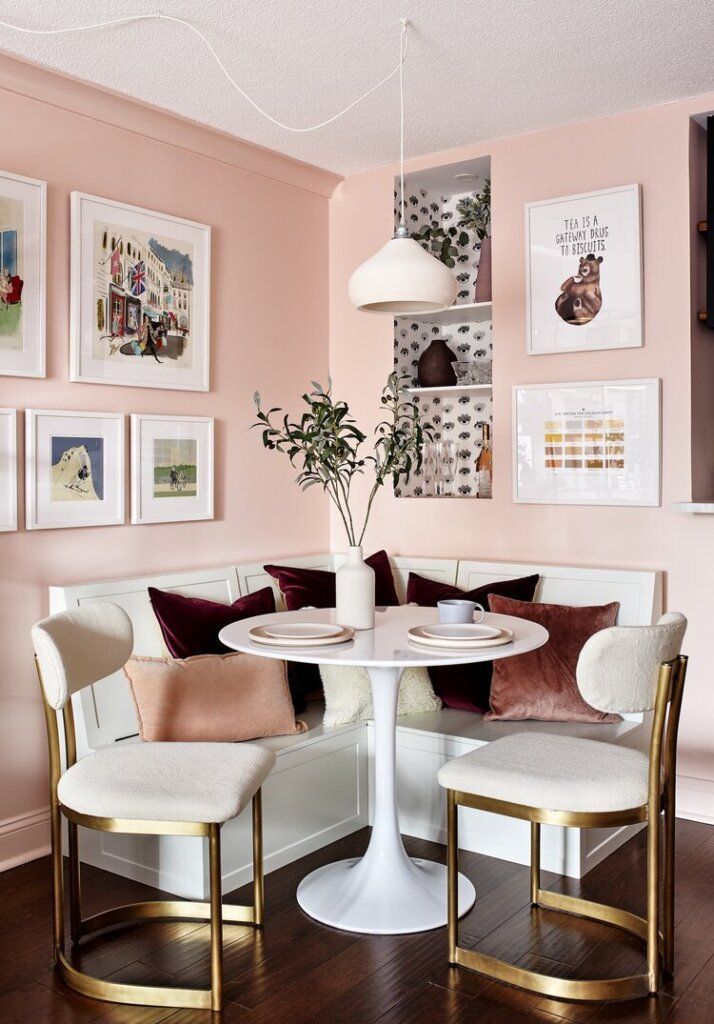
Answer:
xmin=513 ymin=379 xmax=660 ymax=507
xmin=26 ymin=409 xmax=125 ymax=530
xmin=525 ymin=184 xmax=642 ymax=355
xmin=0 ymin=170 xmax=46 ymax=378
xmin=0 ymin=408 xmax=18 ymax=531
xmin=70 ymin=193 xmax=210 ymax=390
xmin=131 ymin=413 xmax=214 ymax=525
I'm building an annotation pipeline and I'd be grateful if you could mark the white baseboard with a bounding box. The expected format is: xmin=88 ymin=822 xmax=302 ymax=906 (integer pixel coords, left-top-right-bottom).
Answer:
xmin=676 ymin=774 xmax=714 ymax=825
xmin=0 ymin=807 xmax=50 ymax=872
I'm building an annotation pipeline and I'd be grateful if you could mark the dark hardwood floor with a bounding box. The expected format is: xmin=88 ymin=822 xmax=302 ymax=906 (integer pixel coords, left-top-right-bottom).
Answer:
xmin=1 ymin=819 xmax=713 ymax=1023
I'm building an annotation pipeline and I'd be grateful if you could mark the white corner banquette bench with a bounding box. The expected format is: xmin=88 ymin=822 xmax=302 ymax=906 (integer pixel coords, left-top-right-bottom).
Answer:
xmin=50 ymin=555 xmax=661 ymax=901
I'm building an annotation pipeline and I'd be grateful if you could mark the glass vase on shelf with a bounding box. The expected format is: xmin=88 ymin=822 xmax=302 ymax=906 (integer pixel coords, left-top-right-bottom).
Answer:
xmin=476 ymin=423 xmax=492 ymax=499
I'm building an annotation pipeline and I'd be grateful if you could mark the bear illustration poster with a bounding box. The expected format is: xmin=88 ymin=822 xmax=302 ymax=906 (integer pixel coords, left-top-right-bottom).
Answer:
xmin=526 ymin=185 xmax=642 ymax=355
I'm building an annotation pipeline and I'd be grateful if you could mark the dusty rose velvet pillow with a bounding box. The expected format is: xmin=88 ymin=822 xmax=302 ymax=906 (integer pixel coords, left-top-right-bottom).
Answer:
xmin=264 ymin=550 xmax=400 ymax=610
xmin=407 ymin=572 xmax=540 ymax=713
xmin=485 ymin=595 xmax=621 ymax=723
xmin=124 ymin=653 xmax=307 ymax=742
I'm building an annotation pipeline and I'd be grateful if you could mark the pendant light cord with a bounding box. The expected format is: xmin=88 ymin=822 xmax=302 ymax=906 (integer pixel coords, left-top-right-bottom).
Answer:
xmin=0 ymin=11 xmax=410 ymax=135
xmin=399 ymin=18 xmax=407 ymax=227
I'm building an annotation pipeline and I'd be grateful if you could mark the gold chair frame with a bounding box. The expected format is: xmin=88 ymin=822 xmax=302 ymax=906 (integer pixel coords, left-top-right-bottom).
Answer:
xmin=446 ymin=654 xmax=688 ymax=1003
xmin=37 ymin=659 xmax=265 ymax=1013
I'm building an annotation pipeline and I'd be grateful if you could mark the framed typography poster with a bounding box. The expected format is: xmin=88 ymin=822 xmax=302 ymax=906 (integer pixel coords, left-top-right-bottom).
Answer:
xmin=525 ymin=184 xmax=642 ymax=355
xmin=513 ymin=379 xmax=660 ymax=507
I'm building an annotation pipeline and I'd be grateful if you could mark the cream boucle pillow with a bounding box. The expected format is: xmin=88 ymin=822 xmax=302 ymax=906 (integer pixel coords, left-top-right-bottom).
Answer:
xmin=319 ymin=665 xmax=442 ymax=727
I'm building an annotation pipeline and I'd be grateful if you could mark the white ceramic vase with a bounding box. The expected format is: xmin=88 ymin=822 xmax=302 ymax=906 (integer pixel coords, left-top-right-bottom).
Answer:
xmin=335 ymin=546 xmax=375 ymax=630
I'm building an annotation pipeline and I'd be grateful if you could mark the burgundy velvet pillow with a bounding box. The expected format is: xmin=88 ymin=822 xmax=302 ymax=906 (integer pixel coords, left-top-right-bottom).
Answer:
xmin=148 ymin=585 xmax=310 ymax=712
xmin=264 ymin=550 xmax=400 ymax=610
xmin=407 ymin=572 xmax=540 ymax=713
xmin=485 ymin=595 xmax=621 ymax=723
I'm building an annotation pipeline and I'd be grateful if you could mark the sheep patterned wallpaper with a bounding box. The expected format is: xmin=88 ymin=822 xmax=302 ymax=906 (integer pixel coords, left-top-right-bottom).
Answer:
xmin=393 ymin=185 xmax=493 ymax=499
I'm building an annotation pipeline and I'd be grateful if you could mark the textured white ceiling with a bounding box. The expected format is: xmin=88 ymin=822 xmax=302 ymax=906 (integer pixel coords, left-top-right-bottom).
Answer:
xmin=1 ymin=0 xmax=712 ymax=175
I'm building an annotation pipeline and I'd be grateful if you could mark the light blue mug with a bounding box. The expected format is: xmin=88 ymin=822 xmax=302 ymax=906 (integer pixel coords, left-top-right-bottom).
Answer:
xmin=437 ymin=599 xmax=486 ymax=625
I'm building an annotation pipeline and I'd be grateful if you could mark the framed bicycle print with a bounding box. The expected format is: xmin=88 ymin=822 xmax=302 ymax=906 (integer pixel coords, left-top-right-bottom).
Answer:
xmin=70 ymin=192 xmax=210 ymax=390
xmin=131 ymin=413 xmax=214 ymax=525
xmin=0 ymin=170 xmax=46 ymax=378
xmin=513 ymin=379 xmax=660 ymax=507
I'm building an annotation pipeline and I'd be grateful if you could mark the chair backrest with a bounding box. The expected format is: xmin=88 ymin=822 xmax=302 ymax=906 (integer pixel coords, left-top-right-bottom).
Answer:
xmin=576 ymin=612 xmax=687 ymax=714
xmin=32 ymin=602 xmax=133 ymax=710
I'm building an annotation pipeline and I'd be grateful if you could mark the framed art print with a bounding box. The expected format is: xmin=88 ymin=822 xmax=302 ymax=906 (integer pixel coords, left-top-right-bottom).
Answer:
xmin=0 ymin=170 xmax=46 ymax=378
xmin=26 ymin=410 xmax=125 ymax=530
xmin=526 ymin=184 xmax=642 ymax=355
xmin=131 ymin=413 xmax=214 ymax=524
xmin=513 ymin=379 xmax=660 ymax=507
xmin=70 ymin=192 xmax=210 ymax=390
xmin=0 ymin=408 xmax=17 ymax=531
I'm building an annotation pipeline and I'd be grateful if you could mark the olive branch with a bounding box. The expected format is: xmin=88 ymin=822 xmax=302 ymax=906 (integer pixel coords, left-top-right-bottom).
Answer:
xmin=253 ymin=371 xmax=431 ymax=546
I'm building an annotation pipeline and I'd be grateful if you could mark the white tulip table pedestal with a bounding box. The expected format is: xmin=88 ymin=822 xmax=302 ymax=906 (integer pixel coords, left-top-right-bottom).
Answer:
xmin=220 ymin=605 xmax=548 ymax=935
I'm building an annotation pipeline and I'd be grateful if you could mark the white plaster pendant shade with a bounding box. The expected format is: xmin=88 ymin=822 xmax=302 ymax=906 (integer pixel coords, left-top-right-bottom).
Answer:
xmin=348 ymin=21 xmax=458 ymax=316
xmin=348 ymin=226 xmax=459 ymax=314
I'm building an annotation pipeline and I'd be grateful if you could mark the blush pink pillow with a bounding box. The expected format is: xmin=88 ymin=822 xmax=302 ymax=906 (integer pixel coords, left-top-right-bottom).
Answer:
xmin=124 ymin=653 xmax=307 ymax=742
xmin=486 ymin=595 xmax=621 ymax=723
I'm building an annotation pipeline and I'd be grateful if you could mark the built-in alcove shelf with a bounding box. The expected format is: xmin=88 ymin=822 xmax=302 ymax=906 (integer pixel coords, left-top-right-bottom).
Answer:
xmin=404 ymin=383 xmax=492 ymax=396
xmin=396 ymin=301 xmax=492 ymax=327
xmin=673 ymin=502 xmax=714 ymax=514
xmin=394 ymin=155 xmax=492 ymax=500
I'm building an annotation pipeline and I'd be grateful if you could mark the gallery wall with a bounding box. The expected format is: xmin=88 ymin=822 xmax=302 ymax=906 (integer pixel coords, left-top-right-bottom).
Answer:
xmin=0 ymin=53 xmax=338 ymax=868
xmin=329 ymin=90 xmax=714 ymax=824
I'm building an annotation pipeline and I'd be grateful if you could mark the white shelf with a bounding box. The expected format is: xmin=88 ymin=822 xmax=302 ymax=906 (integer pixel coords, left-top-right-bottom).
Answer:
xmin=673 ymin=502 xmax=714 ymax=514
xmin=404 ymin=383 xmax=492 ymax=396
xmin=396 ymin=301 xmax=492 ymax=326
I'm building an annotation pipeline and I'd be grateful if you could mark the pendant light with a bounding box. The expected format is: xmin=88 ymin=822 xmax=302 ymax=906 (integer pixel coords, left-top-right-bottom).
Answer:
xmin=348 ymin=21 xmax=458 ymax=315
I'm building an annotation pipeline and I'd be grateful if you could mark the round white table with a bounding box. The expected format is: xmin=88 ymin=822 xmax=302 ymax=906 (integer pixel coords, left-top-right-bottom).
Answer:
xmin=219 ymin=605 xmax=548 ymax=935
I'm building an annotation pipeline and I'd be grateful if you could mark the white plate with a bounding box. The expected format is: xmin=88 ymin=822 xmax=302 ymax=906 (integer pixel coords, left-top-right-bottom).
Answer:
xmin=419 ymin=623 xmax=503 ymax=642
xmin=249 ymin=624 xmax=354 ymax=648
xmin=262 ymin=622 xmax=345 ymax=641
xmin=407 ymin=626 xmax=514 ymax=650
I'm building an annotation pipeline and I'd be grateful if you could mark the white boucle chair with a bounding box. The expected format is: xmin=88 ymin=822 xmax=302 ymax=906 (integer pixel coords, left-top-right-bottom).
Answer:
xmin=438 ymin=612 xmax=688 ymax=1003
xmin=32 ymin=601 xmax=275 ymax=1013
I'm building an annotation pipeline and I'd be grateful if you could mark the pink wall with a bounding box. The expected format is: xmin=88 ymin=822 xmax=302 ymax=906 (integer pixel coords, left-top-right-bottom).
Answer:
xmin=0 ymin=54 xmax=338 ymax=868
xmin=330 ymin=92 xmax=714 ymax=822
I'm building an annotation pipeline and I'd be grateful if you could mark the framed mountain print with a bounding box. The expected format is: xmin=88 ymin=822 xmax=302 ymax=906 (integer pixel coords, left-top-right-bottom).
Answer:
xmin=70 ymin=193 xmax=210 ymax=390
xmin=131 ymin=413 xmax=214 ymax=525
xmin=0 ymin=408 xmax=18 ymax=531
xmin=0 ymin=170 xmax=46 ymax=378
xmin=26 ymin=409 xmax=125 ymax=530
xmin=525 ymin=184 xmax=642 ymax=355
xmin=513 ymin=379 xmax=660 ymax=507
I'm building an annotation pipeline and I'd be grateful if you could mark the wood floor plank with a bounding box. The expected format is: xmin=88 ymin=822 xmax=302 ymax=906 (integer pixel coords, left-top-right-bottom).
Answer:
xmin=0 ymin=821 xmax=712 ymax=1023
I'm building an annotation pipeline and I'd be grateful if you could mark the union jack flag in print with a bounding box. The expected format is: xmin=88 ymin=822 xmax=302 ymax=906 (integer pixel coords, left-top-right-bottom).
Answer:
xmin=130 ymin=260 xmax=146 ymax=296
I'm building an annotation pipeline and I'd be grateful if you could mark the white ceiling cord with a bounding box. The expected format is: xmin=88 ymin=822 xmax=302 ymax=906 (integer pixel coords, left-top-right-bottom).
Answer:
xmin=0 ymin=11 xmax=410 ymax=135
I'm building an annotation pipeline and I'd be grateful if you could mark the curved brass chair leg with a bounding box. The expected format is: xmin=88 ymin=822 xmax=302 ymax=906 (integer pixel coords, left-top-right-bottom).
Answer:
xmin=530 ymin=821 xmax=540 ymax=907
xmin=67 ymin=820 xmax=82 ymax=944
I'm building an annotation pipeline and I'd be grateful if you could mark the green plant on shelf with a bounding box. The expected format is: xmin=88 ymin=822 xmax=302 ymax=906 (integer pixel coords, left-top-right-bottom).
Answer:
xmin=411 ymin=224 xmax=470 ymax=269
xmin=456 ymin=178 xmax=491 ymax=241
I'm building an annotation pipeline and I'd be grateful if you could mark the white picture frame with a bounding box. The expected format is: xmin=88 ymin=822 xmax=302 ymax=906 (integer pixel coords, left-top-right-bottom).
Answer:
xmin=131 ymin=413 xmax=214 ymax=525
xmin=525 ymin=184 xmax=643 ymax=355
xmin=0 ymin=170 xmax=46 ymax=378
xmin=0 ymin=408 xmax=18 ymax=531
xmin=26 ymin=409 xmax=125 ymax=530
xmin=70 ymin=192 xmax=210 ymax=391
xmin=513 ymin=379 xmax=661 ymax=507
